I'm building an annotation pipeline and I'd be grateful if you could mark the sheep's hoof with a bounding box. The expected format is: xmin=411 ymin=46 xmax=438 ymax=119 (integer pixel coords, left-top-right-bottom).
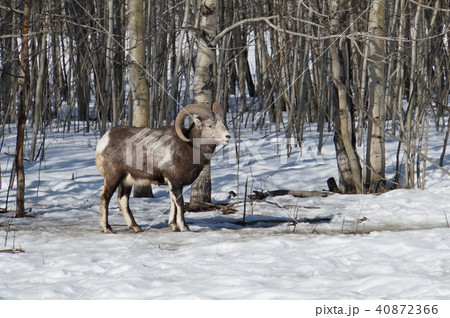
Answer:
xmin=169 ymin=223 xmax=190 ymax=232
xmin=180 ymin=225 xmax=190 ymax=232
xmin=102 ymin=225 xmax=116 ymax=234
xmin=169 ymin=222 xmax=178 ymax=232
xmin=130 ymin=225 xmax=143 ymax=233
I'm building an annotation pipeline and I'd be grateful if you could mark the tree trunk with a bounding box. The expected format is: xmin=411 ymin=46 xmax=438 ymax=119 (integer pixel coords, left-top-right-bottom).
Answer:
xmin=15 ymin=0 xmax=31 ymax=218
xmin=128 ymin=0 xmax=149 ymax=127
xmin=190 ymin=0 xmax=218 ymax=204
xmin=365 ymin=0 xmax=387 ymax=192
xmin=168 ymin=0 xmax=190 ymax=117
xmin=329 ymin=0 xmax=363 ymax=194
xmin=103 ymin=0 xmax=118 ymax=134
xmin=30 ymin=2 xmax=49 ymax=160
xmin=128 ymin=0 xmax=153 ymax=197
xmin=71 ymin=1 xmax=91 ymax=125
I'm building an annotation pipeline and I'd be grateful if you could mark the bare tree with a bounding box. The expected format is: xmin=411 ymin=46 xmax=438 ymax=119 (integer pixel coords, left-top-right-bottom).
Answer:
xmin=127 ymin=0 xmax=149 ymax=127
xmin=329 ymin=0 xmax=363 ymax=193
xmin=365 ymin=0 xmax=387 ymax=192
xmin=190 ymin=0 xmax=219 ymax=205
xmin=127 ymin=0 xmax=153 ymax=197
xmin=30 ymin=0 xmax=50 ymax=160
xmin=15 ymin=0 xmax=31 ymax=218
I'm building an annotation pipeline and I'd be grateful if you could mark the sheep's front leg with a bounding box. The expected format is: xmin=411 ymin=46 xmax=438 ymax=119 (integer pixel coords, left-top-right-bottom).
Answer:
xmin=167 ymin=181 xmax=189 ymax=232
xmin=174 ymin=188 xmax=189 ymax=232
xmin=168 ymin=193 xmax=177 ymax=231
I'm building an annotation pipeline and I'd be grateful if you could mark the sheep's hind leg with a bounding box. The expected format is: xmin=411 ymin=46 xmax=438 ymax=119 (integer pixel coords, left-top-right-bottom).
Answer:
xmin=100 ymin=181 xmax=118 ymax=233
xmin=118 ymin=183 xmax=142 ymax=233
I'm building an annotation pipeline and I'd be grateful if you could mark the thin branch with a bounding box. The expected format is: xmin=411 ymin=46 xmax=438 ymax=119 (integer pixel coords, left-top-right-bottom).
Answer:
xmin=407 ymin=0 xmax=450 ymax=12
xmin=351 ymin=93 xmax=450 ymax=178
xmin=209 ymin=15 xmax=450 ymax=47
xmin=210 ymin=15 xmax=325 ymax=46
xmin=0 ymin=4 xmax=24 ymax=14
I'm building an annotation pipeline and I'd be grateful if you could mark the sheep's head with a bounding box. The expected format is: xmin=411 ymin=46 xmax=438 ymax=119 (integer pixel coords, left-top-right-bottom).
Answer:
xmin=175 ymin=103 xmax=231 ymax=145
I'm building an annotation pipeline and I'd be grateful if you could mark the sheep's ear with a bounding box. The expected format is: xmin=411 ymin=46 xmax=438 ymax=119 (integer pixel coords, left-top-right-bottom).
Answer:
xmin=192 ymin=114 xmax=202 ymax=126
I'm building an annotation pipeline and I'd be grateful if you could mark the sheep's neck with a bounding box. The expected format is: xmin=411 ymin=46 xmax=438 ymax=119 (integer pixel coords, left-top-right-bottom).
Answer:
xmin=189 ymin=127 xmax=217 ymax=165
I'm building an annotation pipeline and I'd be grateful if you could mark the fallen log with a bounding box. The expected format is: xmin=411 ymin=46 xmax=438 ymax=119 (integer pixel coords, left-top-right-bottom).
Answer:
xmin=248 ymin=189 xmax=334 ymax=200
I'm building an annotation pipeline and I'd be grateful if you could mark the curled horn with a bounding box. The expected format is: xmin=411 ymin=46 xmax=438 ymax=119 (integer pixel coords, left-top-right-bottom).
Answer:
xmin=175 ymin=104 xmax=213 ymax=142
xmin=212 ymin=103 xmax=225 ymax=119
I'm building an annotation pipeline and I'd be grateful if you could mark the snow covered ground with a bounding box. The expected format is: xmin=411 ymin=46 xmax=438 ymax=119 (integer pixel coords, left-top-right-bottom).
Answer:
xmin=1 ymin=116 xmax=449 ymax=301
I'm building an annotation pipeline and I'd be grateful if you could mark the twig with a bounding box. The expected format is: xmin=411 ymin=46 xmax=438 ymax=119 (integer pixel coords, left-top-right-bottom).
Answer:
xmin=256 ymin=199 xmax=320 ymax=210
xmin=243 ymin=176 xmax=249 ymax=223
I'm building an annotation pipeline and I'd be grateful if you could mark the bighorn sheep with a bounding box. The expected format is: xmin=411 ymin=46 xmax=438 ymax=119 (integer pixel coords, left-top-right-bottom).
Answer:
xmin=95 ymin=103 xmax=230 ymax=233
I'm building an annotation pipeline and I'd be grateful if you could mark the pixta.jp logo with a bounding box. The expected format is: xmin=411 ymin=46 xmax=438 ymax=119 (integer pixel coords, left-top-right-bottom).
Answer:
xmin=124 ymin=129 xmax=172 ymax=173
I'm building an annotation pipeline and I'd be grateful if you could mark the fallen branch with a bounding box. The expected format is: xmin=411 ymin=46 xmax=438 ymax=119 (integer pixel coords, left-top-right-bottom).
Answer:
xmin=257 ymin=199 xmax=321 ymax=210
xmin=0 ymin=248 xmax=25 ymax=253
xmin=248 ymin=189 xmax=334 ymax=200
xmin=185 ymin=201 xmax=239 ymax=215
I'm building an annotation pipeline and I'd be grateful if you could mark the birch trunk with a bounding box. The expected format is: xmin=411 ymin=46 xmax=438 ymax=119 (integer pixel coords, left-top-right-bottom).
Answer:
xmin=190 ymin=0 xmax=218 ymax=204
xmin=404 ymin=5 xmax=422 ymax=188
xmin=330 ymin=0 xmax=363 ymax=194
xmin=128 ymin=0 xmax=149 ymax=127
xmin=128 ymin=0 xmax=153 ymax=197
xmin=365 ymin=0 xmax=387 ymax=192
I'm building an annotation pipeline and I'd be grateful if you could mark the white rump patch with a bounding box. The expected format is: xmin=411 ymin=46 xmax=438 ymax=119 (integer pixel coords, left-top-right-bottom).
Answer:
xmin=96 ymin=130 xmax=110 ymax=155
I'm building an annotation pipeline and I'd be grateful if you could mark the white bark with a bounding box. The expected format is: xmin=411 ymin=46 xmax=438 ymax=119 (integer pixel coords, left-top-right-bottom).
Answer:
xmin=190 ymin=0 xmax=218 ymax=204
xmin=366 ymin=0 xmax=387 ymax=191
xmin=127 ymin=0 xmax=149 ymax=127
xmin=330 ymin=0 xmax=363 ymax=194
xmin=193 ymin=0 xmax=218 ymax=106
xmin=127 ymin=0 xmax=152 ymax=197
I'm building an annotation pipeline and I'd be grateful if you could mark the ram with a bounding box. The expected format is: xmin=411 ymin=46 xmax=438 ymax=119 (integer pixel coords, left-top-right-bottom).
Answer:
xmin=95 ymin=103 xmax=230 ymax=233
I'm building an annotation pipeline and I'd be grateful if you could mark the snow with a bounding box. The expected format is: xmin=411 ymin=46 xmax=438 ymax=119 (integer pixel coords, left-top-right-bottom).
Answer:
xmin=1 ymin=117 xmax=450 ymax=302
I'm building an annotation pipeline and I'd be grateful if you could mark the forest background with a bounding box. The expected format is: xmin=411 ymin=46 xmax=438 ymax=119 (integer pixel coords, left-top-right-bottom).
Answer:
xmin=0 ymin=0 xmax=449 ymax=217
